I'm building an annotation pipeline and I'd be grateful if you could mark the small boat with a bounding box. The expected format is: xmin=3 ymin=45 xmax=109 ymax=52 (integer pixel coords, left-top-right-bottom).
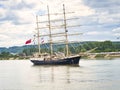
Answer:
xmin=30 ymin=4 xmax=81 ymax=65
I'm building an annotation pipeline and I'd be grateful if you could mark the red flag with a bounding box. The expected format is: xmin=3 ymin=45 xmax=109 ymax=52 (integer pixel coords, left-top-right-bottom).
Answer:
xmin=25 ymin=39 xmax=31 ymax=44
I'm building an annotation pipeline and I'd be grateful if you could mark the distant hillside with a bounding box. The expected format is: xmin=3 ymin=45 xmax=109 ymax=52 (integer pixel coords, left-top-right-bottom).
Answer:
xmin=0 ymin=42 xmax=82 ymax=54
xmin=0 ymin=41 xmax=120 ymax=54
xmin=0 ymin=46 xmax=27 ymax=54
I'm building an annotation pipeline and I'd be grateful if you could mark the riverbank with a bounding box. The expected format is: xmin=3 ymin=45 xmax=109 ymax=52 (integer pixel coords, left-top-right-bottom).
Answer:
xmin=0 ymin=54 xmax=120 ymax=60
xmin=82 ymin=54 xmax=120 ymax=60
xmin=0 ymin=57 xmax=29 ymax=60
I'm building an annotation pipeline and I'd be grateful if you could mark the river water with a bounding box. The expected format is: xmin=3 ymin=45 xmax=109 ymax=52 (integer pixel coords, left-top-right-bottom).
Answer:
xmin=0 ymin=58 xmax=120 ymax=90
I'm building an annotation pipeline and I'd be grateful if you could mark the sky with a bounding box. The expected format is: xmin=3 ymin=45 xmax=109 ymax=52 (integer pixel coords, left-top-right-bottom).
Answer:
xmin=0 ymin=0 xmax=120 ymax=47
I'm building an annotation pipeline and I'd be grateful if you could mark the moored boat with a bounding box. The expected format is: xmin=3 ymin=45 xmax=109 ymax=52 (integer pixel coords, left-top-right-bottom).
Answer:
xmin=30 ymin=4 xmax=81 ymax=65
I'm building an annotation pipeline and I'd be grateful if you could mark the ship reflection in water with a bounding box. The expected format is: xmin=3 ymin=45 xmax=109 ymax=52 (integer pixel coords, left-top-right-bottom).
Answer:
xmin=34 ymin=65 xmax=79 ymax=84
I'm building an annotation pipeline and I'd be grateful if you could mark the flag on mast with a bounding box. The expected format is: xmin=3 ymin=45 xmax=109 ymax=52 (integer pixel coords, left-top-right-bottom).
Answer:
xmin=41 ymin=38 xmax=44 ymax=44
xmin=25 ymin=39 xmax=31 ymax=44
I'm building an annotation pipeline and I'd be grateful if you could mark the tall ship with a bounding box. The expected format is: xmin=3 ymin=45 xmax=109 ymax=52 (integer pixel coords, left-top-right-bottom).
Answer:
xmin=30 ymin=4 xmax=81 ymax=65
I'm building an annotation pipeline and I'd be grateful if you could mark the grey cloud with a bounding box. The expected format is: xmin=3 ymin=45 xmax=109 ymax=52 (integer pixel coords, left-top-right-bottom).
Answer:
xmin=10 ymin=0 xmax=35 ymax=10
xmin=0 ymin=11 xmax=31 ymax=25
xmin=82 ymin=0 xmax=120 ymax=27
xmin=83 ymin=0 xmax=120 ymax=8
xmin=83 ymin=0 xmax=120 ymax=14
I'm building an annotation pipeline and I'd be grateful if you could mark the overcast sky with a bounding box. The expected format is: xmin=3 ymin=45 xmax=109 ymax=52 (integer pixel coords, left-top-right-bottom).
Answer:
xmin=0 ymin=0 xmax=120 ymax=47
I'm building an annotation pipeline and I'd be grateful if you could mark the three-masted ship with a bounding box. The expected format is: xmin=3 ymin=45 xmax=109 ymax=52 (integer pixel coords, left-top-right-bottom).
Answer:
xmin=30 ymin=4 xmax=81 ymax=65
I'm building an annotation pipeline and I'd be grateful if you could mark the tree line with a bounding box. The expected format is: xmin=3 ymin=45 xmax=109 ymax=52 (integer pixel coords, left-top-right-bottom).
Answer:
xmin=0 ymin=41 xmax=120 ymax=59
xmin=0 ymin=52 xmax=18 ymax=60
xmin=22 ymin=41 xmax=120 ymax=56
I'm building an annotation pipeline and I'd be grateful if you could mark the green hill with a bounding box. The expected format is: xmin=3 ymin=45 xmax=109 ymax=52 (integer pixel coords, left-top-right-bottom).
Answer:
xmin=0 ymin=41 xmax=120 ymax=55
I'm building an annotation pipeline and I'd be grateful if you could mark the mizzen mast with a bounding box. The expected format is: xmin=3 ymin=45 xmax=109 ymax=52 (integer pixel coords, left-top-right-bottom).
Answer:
xmin=63 ymin=4 xmax=69 ymax=57
xmin=47 ymin=5 xmax=53 ymax=57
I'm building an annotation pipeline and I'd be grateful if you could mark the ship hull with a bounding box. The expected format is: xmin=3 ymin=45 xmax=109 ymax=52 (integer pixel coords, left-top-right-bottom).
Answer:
xmin=30 ymin=56 xmax=81 ymax=65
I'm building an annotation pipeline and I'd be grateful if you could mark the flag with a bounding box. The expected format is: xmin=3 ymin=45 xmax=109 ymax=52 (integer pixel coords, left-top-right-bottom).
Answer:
xmin=25 ymin=39 xmax=31 ymax=44
xmin=41 ymin=38 xmax=44 ymax=44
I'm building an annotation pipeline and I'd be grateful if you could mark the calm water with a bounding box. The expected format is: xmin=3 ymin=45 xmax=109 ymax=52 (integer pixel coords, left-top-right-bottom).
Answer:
xmin=0 ymin=58 xmax=120 ymax=90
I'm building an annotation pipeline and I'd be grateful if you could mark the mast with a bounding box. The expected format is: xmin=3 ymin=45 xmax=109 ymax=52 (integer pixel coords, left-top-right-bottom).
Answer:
xmin=47 ymin=5 xmax=53 ymax=57
xmin=63 ymin=4 xmax=69 ymax=57
xmin=35 ymin=5 xmax=80 ymax=57
xmin=36 ymin=15 xmax=41 ymax=55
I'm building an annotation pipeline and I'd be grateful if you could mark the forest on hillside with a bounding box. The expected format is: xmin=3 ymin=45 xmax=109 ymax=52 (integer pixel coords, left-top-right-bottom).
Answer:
xmin=22 ymin=41 xmax=120 ymax=56
xmin=0 ymin=41 xmax=120 ymax=59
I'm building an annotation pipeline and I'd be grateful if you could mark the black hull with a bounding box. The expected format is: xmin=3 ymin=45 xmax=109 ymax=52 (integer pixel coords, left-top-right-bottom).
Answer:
xmin=31 ymin=56 xmax=81 ymax=65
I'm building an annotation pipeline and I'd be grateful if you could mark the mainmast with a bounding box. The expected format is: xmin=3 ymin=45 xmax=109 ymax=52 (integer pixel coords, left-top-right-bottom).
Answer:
xmin=36 ymin=15 xmax=41 ymax=55
xmin=63 ymin=4 xmax=69 ymax=57
xmin=47 ymin=5 xmax=53 ymax=57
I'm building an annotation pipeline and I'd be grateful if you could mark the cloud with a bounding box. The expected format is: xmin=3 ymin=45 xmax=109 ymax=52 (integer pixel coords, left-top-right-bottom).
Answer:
xmin=0 ymin=34 xmax=10 ymax=40
xmin=112 ymin=27 xmax=120 ymax=32
xmin=0 ymin=0 xmax=120 ymax=47
xmin=83 ymin=0 xmax=120 ymax=9
xmin=0 ymin=0 xmax=95 ymax=24
xmin=0 ymin=7 xmax=7 ymax=19
xmin=86 ymin=31 xmax=100 ymax=35
xmin=0 ymin=0 xmax=36 ymax=25
xmin=0 ymin=21 xmax=35 ymax=47
xmin=112 ymin=27 xmax=120 ymax=36
xmin=85 ymin=31 xmax=111 ymax=36
xmin=83 ymin=0 xmax=120 ymax=25
xmin=10 ymin=0 xmax=34 ymax=10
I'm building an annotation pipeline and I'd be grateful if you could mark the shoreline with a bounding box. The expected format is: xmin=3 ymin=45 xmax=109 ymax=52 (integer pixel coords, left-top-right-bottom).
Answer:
xmin=0 ymin=55 xmax=120 ymax=60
